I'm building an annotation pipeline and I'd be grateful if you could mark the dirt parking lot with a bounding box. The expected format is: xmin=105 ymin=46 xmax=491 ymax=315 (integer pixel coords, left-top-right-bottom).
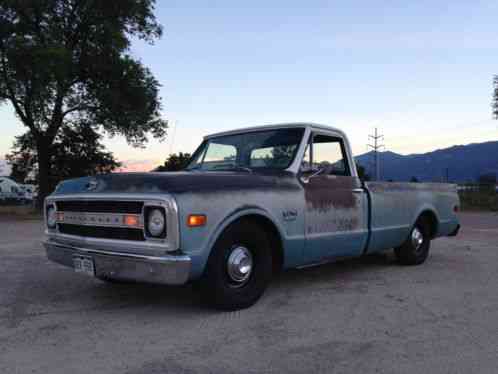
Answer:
xmin=1 ymin=212 xmax=498 ymax=374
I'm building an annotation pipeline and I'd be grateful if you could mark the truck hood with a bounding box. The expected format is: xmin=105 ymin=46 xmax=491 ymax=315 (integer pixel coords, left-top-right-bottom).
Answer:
xmin=53 ymin=171 xmax=300 ymax=196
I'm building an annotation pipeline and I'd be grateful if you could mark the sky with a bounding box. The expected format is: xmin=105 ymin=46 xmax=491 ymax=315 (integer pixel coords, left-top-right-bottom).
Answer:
xmin=1 ymin=0 xmax=498 ymax=172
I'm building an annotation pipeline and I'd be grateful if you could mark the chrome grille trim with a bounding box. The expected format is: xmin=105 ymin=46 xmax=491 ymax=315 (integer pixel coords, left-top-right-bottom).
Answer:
xmin=45 ymin=194 xmax=180 ymax=253
xmin=56 ymin=211 xmax=144 ymax=228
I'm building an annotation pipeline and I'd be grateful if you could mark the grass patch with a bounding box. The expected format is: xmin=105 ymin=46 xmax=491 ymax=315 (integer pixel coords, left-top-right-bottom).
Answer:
xmin=459 ymin=185 xmax=498 ymax=212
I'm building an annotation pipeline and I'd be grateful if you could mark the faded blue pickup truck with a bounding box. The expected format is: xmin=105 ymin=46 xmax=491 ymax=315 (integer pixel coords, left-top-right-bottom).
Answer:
xmin=44 ymin=123 xmax=460 ymax=309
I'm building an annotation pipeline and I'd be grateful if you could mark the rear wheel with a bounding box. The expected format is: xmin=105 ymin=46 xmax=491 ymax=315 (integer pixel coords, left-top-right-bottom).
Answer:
xmin=199 ymin=220 xmax=273 ymax=310
xmin=394 ymin=218 xmax=431 ymax=265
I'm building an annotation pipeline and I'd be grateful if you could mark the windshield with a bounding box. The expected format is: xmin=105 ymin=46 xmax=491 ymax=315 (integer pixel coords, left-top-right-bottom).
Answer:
xmin=186 ymin=128 xmax=305 ymax=171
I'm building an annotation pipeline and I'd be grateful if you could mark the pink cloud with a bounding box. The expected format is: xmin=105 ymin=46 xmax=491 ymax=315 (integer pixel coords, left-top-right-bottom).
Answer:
xmin=116 ymin=159 xmax=161 ymax=173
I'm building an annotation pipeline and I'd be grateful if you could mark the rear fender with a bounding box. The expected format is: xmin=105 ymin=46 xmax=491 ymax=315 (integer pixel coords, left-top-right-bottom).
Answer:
xmin=410 ymin=204 xmax=440 ymax=238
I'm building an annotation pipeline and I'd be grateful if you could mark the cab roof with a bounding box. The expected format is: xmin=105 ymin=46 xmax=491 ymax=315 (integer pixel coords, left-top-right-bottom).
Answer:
xmin=204 ymin=122 xmax=346 ymax=140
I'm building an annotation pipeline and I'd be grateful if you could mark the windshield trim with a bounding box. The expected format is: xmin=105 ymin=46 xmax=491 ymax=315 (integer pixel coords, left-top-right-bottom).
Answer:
xmin=186 ymin=128 xmax=305 ymax=172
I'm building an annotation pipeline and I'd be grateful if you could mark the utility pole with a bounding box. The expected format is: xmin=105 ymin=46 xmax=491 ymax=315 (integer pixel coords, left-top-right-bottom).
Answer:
xmin=368 ymin=128 xmax=385 ymax=181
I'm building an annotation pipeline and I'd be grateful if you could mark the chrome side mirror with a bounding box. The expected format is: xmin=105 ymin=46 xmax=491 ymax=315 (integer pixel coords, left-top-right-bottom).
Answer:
xmin=300 ymin=168 xmax=325 ymax=184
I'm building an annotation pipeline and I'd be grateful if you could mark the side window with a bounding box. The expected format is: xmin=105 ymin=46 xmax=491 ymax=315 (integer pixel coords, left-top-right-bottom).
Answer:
xmin=202 ymin=143 xmax=237 ymax=168
xmin=311 ymin=135 xmax=350 ymax=176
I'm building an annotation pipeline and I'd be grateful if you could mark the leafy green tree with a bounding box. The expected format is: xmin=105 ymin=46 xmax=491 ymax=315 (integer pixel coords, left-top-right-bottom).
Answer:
xmin=6 ymin=125 xmax=121 ymax=190
xmin=493 ymin=75 xmax=498 ymax=119
xmin=0 ymin=0 xmax=166 ymax=206
xmin=410 ymin=176 xmax=419 ymax=183
xmin=155 ymin=152 xmax=192 ymax=172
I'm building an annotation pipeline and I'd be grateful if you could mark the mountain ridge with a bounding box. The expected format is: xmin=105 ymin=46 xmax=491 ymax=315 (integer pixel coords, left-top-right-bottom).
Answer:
xmin=354 ymin=140 xmax=498 ymax=182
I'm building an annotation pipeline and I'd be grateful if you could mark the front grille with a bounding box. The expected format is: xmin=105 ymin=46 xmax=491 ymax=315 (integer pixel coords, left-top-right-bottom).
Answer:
xmin=55 ymin=200 xmax=147 ymax=241
xmin=58 ymin=223 xmax=145 ymax=241
xmin=56 ymin=200 xmax=143 ymax=214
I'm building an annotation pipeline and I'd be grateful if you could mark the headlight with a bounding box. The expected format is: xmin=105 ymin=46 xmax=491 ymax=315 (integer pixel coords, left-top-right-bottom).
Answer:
xmin=46 ymin=205 xmax=57 ymax=228
xmin=147 ymin=208 xmax=166 ymax=238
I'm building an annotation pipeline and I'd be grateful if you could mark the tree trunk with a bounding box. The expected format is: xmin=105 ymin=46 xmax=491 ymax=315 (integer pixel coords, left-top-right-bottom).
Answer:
xmin=36 ymin=140 xmax=51 ymax=210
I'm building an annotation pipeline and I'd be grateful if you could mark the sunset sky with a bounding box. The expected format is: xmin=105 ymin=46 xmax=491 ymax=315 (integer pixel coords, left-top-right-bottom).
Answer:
xmin=1 ymin=0 xmax=498 ymax=172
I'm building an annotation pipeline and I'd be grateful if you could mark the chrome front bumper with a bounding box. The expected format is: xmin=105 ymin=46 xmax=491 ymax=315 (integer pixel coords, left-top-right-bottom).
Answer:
xmin=43 ymin=240 xmax=191 ymax=285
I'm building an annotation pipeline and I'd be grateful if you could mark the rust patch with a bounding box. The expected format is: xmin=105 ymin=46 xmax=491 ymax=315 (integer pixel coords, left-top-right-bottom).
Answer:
xmin=304 ymin=176 xmax=360 ymax=212
xmin=307 ymin=216 xmax=360 ymax=234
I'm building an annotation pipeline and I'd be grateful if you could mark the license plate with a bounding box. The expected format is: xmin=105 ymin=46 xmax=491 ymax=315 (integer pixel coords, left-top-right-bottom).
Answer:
xmin=73 ymin=256 xmax=95 ymax=276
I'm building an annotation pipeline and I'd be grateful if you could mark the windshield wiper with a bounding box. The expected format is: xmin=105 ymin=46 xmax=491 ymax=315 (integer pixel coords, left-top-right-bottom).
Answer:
xmin=229 ymin=166 xmax=253 ymax=173
xmin=185 ymin=165 xmax=253 ymax=173
xmin=211 ymin=165 xmax=253 ymax=173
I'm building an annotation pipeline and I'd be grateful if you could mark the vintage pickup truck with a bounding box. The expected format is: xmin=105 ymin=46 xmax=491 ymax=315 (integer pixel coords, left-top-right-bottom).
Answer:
xmin=44 ymin=123 xmax=460 ymax=309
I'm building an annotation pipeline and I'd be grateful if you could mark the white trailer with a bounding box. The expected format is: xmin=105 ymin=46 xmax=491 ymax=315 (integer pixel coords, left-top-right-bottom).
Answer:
xmin=0 ymin=177 xmax=22 ymax=203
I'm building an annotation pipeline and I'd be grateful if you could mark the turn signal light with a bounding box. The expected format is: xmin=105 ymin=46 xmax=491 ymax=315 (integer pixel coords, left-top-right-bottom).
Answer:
xmin=187 ymin=214 xmax=207 ymax=227
xmin=124 ymin=214 xmax=141 ymax=227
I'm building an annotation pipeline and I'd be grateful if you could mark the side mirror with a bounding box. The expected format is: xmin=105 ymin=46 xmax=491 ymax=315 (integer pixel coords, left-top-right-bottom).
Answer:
xmin=300 ymin=167 xmax=326 ymax=184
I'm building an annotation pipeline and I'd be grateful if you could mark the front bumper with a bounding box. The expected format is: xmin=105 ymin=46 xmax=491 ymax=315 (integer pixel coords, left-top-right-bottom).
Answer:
xmin=43 ymin=240 xmax=191 ymax=285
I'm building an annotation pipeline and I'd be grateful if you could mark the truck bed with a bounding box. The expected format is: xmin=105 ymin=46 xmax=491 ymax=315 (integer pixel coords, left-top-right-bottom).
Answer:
xmin=364 ymin=182 xmax=460 ymax=253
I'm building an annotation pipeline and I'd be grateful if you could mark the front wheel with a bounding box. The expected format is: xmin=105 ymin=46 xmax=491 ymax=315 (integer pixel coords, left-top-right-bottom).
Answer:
xmin=199 ymin=220 xmax=273 ymax=310
xmin=394 ymin=218 xmax=431 ymax=265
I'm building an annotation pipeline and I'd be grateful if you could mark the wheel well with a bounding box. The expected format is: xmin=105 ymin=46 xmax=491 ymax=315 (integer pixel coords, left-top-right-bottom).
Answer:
xmin=229 ymin=215 xmax=284 ymax=274
xmin=418 ymin=210 xmax=438 ymax=238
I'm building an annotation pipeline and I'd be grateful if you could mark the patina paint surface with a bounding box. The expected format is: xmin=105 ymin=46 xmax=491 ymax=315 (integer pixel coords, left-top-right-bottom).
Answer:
xmin=303 ymin=175 xmax=368 ymax=263
xmin=54 ymin=171 xmax=300 ymax=195
xmin=304 ymin=175 xmax=359 ymax=212
xmin=175 ymin=185 xmax=306 ymax=278
xmin=365 ymin=181 xmax=459 ymax=253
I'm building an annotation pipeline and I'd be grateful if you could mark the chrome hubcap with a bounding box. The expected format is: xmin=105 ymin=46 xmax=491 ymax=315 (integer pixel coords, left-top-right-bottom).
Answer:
xmin=411 ymin=227 xmax=424 ymax=251
xmin=227 ymin=246 xmax=253 ymax=285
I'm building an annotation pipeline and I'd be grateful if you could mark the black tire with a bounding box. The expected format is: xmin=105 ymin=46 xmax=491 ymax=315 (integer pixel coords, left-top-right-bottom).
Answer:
xmin=394 ymin=217 xmax=431 ymax=266
xmin=199 ymin=220 xmax=273 ymax=310
xmin=97 ymin=276 xmax=135 ymax=284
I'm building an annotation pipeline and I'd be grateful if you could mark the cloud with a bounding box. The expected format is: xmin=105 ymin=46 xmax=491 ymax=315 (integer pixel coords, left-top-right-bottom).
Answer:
xmin=116 ymin=159 xmax=161 ymax=172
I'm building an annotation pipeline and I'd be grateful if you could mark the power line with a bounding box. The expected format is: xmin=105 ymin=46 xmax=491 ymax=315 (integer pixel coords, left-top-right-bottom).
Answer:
xmin=368 ymin=128 xmax=385 ymax=181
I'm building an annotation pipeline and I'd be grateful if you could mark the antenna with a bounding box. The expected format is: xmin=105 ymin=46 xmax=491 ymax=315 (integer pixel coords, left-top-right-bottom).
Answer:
xmin=169 ymin=119 xmax=178 ymax=156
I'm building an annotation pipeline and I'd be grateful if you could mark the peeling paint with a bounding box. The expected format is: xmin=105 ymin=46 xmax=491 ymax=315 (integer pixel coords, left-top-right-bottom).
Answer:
xmin=304 ymin=175 xmax=360 ymax=212
xmin=54 ymin=171 xmax=302 ymax=196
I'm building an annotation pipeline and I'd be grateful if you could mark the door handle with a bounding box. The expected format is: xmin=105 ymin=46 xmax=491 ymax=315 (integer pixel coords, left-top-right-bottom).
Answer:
xmin=352 ymin=188 xmax=364 ymax=193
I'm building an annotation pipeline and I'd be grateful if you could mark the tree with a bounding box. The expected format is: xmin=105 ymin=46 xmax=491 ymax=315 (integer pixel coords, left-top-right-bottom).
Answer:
xmin=493 ymin=75 xmax=498 ymax=119
xmin=6 ymin=146 xmax=34 ymax=184
xmin=0 ymin=0 xmax=167 ymax=207
xmin=410 ymin=176 xmax=419 ymax=183
xmin=155 ymin=152 xmax=191 ymax=172
xmin=6 ymin=124 xmax=121 ymax=190
xmin=356 ymin=162 xmax=370 ymax=182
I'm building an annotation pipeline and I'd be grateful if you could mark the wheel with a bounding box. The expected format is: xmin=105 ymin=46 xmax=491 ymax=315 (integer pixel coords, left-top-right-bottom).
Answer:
xmin=394 ymin=218 xmax=431 ymax=265
xmin=199 ymin=220 xmax=273 ymax=310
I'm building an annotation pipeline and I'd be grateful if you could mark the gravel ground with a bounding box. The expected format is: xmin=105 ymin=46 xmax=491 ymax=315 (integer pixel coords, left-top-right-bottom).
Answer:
xmin=1 ymin=212 xmax=497 ymax=374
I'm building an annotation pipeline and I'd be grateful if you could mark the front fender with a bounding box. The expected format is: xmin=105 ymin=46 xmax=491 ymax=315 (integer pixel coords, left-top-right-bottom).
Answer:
xmin=188 ymin=205 xmax=286 ymax=279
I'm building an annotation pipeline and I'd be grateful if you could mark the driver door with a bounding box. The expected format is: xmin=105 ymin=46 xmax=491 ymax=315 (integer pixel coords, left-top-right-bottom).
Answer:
xmin=301 ymin=132 xmax=369 ymax=264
